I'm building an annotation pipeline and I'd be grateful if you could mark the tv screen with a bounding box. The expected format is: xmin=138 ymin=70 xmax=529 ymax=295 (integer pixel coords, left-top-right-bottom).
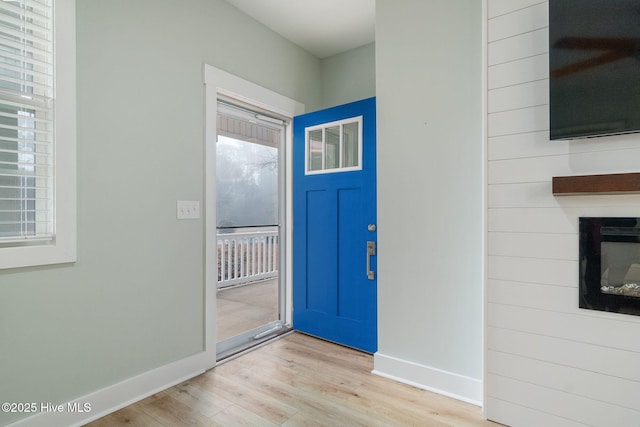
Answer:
xmin=549 ymin=0 xmax=640 ymax=140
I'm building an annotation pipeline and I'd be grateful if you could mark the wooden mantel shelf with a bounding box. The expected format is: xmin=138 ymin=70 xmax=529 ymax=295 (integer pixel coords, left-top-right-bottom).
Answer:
xmin=553 ymin=172 xmax=640 ymax=195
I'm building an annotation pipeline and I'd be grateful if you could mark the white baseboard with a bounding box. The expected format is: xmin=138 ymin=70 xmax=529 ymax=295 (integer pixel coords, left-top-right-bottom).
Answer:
xmin=9 ymin=350 xmax=481 ymax=426
xmin=373 ymin=352 xmax=482 ymax=406
xmin=8 ymin=351 xmax=214 ymax=427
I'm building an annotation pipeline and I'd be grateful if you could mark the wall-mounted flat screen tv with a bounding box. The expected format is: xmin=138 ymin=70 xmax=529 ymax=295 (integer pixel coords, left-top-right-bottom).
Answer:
xmin=549 ymin=0 xmax=640 ymax=140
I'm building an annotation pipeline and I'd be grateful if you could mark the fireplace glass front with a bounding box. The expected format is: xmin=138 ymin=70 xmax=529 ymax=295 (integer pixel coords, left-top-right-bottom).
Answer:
xmin=580 ymin=217 xmax=640 ymax=316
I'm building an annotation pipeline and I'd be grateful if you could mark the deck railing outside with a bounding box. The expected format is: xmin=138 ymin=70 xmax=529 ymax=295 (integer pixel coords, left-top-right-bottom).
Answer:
xmin=217 ymin=227 xmax=279 ymax=288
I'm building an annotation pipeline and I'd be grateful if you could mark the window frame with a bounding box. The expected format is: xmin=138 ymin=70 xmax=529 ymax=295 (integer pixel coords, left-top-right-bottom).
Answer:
xmin=304 ymin=116 xmax=363 ymax=175
xmin=0 ymin=0 xmax=76 ymax=269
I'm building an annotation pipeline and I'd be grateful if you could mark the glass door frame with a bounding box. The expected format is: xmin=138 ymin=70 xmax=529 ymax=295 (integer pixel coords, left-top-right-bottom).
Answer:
xmin=204 ymin=64 xmax=303 ymax=366
xmin=215 ymin=99 xmax=289 ymax=360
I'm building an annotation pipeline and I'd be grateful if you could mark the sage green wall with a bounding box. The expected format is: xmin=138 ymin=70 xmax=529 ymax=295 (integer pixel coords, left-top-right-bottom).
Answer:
xmin=320 ymin=42 xmax=376 ymax=109
xmin=0 ymin=0 xmax=321 ymax=424
xmin=376 ymin=0 xmax=483 ymax=379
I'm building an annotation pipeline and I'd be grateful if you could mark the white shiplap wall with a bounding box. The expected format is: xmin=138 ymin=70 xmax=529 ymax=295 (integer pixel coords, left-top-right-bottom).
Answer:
xmin=486 ymin=1 xmax=640 ymax=426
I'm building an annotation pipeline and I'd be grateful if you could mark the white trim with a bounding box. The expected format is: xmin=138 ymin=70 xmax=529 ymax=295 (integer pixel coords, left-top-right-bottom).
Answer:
xmin=7 ymin=353 xmax=209 ymax=427
xmin=204 ymin=66 xmax=304 ymax=119
xmin=373 ymin=352 xmax=483 ymax=406
xmin=0 ymin=0 xmax=77 ymax=269
xmin=481 ymin=0 xmax=489 ymax=418
xmin=203 ymin=65 xmax=304 ymax=356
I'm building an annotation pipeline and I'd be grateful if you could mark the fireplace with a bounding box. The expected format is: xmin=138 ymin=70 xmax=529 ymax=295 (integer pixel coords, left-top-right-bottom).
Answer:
xmin=580 ymin=217 xmax=640 ymax=316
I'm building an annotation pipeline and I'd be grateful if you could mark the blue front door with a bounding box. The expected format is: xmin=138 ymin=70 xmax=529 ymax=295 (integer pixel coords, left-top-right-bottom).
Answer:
xmin=293 ymin=97 xmax=377 ymax=353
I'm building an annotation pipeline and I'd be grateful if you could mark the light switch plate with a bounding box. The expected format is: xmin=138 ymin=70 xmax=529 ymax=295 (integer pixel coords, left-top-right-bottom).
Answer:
xmin=177 ymin=200 xmax=200 ymax=219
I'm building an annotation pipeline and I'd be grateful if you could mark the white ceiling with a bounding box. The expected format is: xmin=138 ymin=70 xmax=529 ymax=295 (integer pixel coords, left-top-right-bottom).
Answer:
xmin=224 ymin=0 xmax=375 ymax=59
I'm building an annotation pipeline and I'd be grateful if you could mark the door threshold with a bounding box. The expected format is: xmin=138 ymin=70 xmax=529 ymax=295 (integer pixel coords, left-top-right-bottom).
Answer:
xmin=216 ymin=327 xmax=293 ymax=364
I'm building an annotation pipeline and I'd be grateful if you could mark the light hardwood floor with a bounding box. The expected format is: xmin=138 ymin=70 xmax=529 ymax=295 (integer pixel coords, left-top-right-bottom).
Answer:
xmin=86 ymin=333 xmax=500 ymax=427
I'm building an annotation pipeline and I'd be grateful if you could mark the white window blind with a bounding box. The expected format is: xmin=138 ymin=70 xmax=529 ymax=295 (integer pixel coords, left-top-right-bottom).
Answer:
xmin=0 ymin=0 xmax=54 ymax=243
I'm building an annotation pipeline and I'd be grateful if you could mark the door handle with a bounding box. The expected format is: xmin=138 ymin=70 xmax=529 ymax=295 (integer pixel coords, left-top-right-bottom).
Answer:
xmin=367 ymin=241 xmax=376 ymax=280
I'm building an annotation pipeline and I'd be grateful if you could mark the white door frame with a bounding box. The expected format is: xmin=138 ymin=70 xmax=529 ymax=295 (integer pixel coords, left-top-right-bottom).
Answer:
xmin=203 ymin=65 xmax=304 ymax=362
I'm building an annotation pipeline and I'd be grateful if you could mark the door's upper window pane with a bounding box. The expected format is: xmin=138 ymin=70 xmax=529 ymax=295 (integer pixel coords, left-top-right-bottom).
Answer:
xmin=308 ymin=129 xmax=323 ymax=172
xmin=305 ymin=116 xmax=362 ymax=175
xmin=342 ymin=121 xmax=359 ymax=168
xmin=325 ymin=126 xmax=340 ymax=170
